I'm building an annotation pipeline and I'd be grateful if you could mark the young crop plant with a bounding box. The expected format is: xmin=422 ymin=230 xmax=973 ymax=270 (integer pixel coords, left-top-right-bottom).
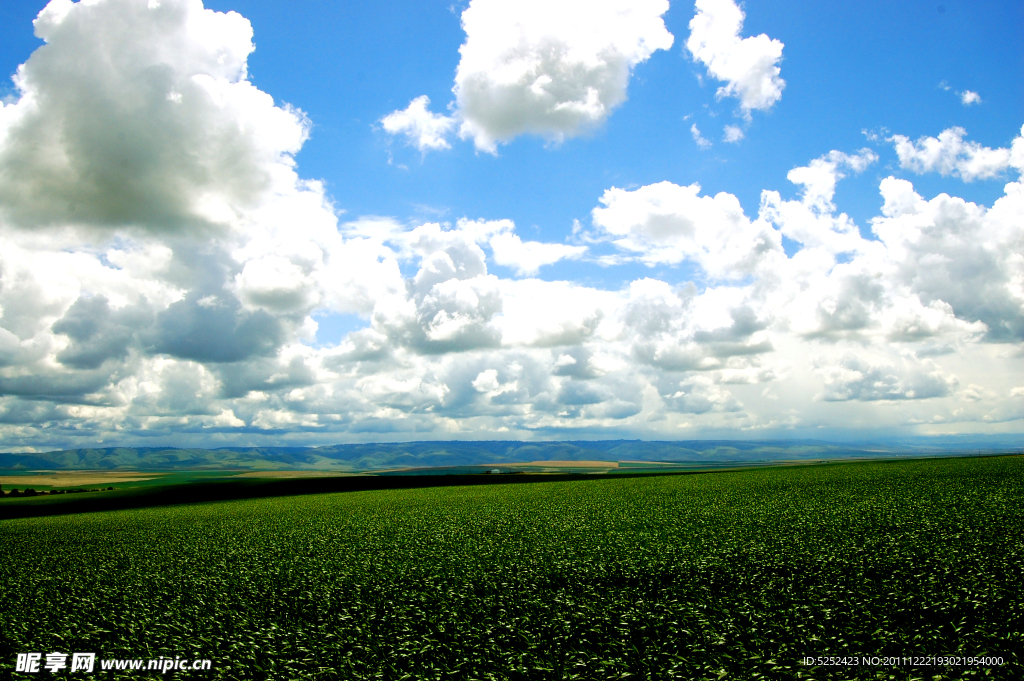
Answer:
xmin=1 ymin=456 xmax=1021 ymax=679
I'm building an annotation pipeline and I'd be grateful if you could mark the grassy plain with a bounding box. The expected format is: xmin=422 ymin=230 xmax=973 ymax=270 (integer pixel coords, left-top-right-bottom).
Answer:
xmin=1 ymin=456 xmax=1021 ymax=680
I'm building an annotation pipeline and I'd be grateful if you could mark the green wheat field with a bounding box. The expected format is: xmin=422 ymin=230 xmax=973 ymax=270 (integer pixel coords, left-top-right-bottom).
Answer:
xmin=2 ymin=456 xmax=1022 ymax=680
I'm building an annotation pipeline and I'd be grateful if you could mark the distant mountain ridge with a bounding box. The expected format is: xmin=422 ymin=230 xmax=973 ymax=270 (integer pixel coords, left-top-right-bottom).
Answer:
xmin=3 ymin=439 xmax=1018 ymax=471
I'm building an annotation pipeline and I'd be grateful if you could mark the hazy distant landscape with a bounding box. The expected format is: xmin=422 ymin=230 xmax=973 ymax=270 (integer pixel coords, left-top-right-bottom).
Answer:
xmin=3 ymin=438 xmax=1019 ymax=525
xmin=3 ymin=437 xmax=1020 ymax=473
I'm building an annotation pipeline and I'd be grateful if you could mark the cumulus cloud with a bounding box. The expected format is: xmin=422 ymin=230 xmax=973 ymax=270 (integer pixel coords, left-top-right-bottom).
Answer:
xmin=940 ymin=82 xmax=983 ymax=107
xmin=496 ymin=279 xmax=614 ymax=348
xmin=363 ymin=217 xmax=586 ymax=279
xmin=960 ymin=90 xmax=981 ymax=106
xmin=456 ymin=0 xmax=674 ymax=152
xmin=52 ymin=295 xmax=150 ymax=369
xmin=591 ymin=181 xmax=782 ymax=277
xmin=686 ymin=0 xmax=785 ymax=115
xmin=759 ymin=149 xmax=878 ymax=254
xmin=815 ymin=354 xmax=956 ymax=402
xmin=396 ymin=0 xmax=674 ymax=154
xmin=890 ymin=126 xmax=1016 ymax=181
xmin=871 ymin=175 xmax=1024 ymax=342
xmin=0 ymin=0 xmax=309 ymax=230
xmin=622 ymin=278 xmax=773 ymax=376
xmin=489 ymin=232 xmax=586 ymax=276
xmin=380 ymin=95 xmax=457 ymax=152
xmin=658 ymin=374 xmax=741 ymax=414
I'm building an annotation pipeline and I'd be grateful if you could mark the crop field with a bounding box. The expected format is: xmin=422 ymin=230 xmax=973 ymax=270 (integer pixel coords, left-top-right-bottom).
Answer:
xmin=0 ymin=471 xmax=165 ymax=490
xmin=1 ymin=456 xmax=1021 ymax=680
xmin=0 ymin=470 xmax=243 ymax=495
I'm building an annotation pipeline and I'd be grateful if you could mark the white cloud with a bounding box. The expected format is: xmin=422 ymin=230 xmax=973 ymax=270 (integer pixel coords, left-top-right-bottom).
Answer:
xmin=723 ymin=124 xmax=744 ymax=143
xmin=758 ymin=149 xmax=877 ymax=254
xmin=622 ymin=278 xmax=774 ymax=376
xmin=815 ymin=354 xmax=957 ymax=402
xmin=890 ymin=126 xmax=1016 ymax=181
xmin=349 ymin=218 xmax=597 ymax=354
xmin=870 ymin=175 xmax=1024 ymax=342
xmin=940 ymin=82 xmax=982 ymax=107
xmin=234 ymin=255 xmax=320 ymax=314
xmin=690 ymin=123 xmax=712 ymax=149
xmin=659 ymin=374 xmax=741 ymax=414
xmin=489 ymin=232 xmax=586 ymax=276
xmin=452 ymin=0 xmax=674 ymax=152
xmin=381 ymin=95 xmax=457 ymax=152
xmin=686 ymin=0 xmax=785 ymax=114
xmin=591 ymin=181 xmax=783 ymax=277
xmin=785 ymin=149 xmax=877 ymax=210
xmin=0 ymin=0 xmax=309 ymax=230
xmin=496 ymin=279 xmax=616 ymax=347
xmin=960 ymin=90 xmax=981 ymax=106
xmin=1012 ymin=125 xmax=1024 ymax=173
xmin=357 ymin=216 xmax=586 ymax=278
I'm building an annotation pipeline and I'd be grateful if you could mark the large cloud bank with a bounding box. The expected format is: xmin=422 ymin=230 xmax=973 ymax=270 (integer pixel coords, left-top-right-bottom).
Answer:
xmin=1 ymin=0 xmax=1023 ymax=451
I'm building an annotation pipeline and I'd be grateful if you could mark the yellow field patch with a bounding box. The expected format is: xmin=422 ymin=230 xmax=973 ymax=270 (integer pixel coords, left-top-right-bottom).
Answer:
xmin=0 ymin=471 xmax=163 ymax=488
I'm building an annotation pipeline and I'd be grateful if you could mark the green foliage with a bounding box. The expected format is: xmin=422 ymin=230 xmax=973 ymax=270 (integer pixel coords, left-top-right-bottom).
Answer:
xmin=1 ymin=457 xmax=1021 ymax=679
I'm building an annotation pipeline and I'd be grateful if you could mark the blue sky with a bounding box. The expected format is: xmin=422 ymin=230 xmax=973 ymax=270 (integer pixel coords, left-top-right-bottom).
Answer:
xmin=224 ymin=0 xmax=1019 ymax=226
xmin=0 ymin=0 xmax=1021 ymax=450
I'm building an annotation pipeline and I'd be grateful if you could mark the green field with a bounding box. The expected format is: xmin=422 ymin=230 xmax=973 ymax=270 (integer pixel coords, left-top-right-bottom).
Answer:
xmin=2 ymin=456 xmax=1021 ymax=680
